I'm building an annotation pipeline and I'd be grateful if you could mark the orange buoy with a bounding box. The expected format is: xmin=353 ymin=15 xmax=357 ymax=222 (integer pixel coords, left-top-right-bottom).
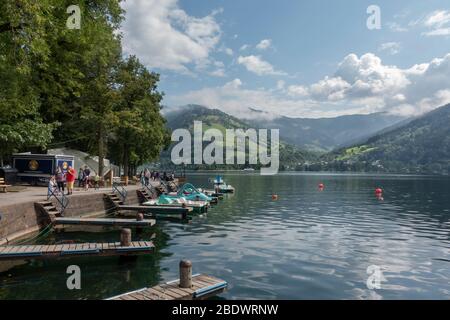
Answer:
xmin=272 ymin=194 xmax=278 ymax=201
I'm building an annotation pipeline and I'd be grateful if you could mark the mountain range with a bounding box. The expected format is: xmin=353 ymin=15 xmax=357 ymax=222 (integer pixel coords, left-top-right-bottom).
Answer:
xmin=163 ymin=103 xmax=450 ymax=175
xmin=246 ymin=110 xmax=405 ymax=152
xmin=163 ymin=105 xmax=313 ymax=170
xmin=165 ymin=104 xmax=405 ymax=152
xmin=325 ymin=103 xmax=450 ymax=174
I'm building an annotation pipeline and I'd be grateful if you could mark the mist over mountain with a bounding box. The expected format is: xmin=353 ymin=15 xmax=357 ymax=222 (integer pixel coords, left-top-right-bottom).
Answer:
xmin=247 ymin=111 xmax=405 ymax=152
xmin=166 ymin=105 xmax=405 ymax=152
xmin=325 ymin=103 xmax=450 ymax=174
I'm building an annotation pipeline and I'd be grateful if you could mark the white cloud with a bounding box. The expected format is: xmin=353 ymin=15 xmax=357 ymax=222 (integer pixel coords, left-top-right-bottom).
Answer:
xmin=423 ymin=27 xmax=450 ymax=37
xmin=424 ymin=10 xmax=450 ymax=28
xmin=121 ymin=0 xmax=222 ymax=73
xmin=422 ymin=10 xmax=450 ymax=37
xmin=378 ymin=42 xmax=401 ymax=55
xmin=287 ymin=85 xmax=308 ymax=97
xmin=276 ymin=80 xmax=285 ymax=90
xmin=224 ymin=48 xmax=234 ymax=56
xmin=209 ymin=69 xmax=226 ymax=77
xmin=239 ymin=44 xmax=250 ymax=51
xmin=237 ymin=55 xmax=286 ymax=76
xmin=256 ymin=39 xmax=272 ymax=50
xmin=387 ymin=22 xmax=408 ymax=32
xmin=168 ymin=52 xmax=450 ymax=119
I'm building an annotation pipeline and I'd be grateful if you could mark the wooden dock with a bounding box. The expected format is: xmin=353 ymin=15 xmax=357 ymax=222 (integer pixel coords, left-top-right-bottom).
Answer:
xmin=142 ymin=201 xmax=208 ymax=214
xmin=53 ymin=217 xmax=156 ymax=227
xmin=117 ymin=205 xmax=192 ymax=219
xmin=107 ymin=274 xmax=227 ymax=300
xmin=0 ymin=241 xmax=154 ymax=261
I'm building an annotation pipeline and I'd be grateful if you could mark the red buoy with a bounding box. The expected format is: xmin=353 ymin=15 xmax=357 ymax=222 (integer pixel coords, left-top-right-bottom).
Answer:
xmin=375 ymin=188 xmax=383 ymax=195
xmin=318 ymin=183 xmax=324 ymax=190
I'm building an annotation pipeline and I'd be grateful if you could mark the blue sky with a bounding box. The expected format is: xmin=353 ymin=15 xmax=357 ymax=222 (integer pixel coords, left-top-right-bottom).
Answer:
xmin=121 ymin=0 xmax=450 ymax=119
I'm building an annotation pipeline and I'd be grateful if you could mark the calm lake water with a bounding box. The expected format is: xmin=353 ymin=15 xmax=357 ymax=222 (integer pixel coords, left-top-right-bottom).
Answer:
xmin=1 ymin=173 xmax=450 ymax=299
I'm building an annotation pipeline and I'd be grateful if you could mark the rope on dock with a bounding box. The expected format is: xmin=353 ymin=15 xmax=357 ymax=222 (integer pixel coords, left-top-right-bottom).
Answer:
xmin=12 ymin=224 xmax=54 ymax=245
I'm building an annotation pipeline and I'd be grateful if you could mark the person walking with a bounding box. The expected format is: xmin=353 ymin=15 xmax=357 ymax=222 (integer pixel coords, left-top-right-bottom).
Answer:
xmin=66 ymin=166 xmax=76 ymax=195
xmin=139 ymin=170 xmax=145 ymax=187
xmin=94 ymin=171 xmax=100 ymax=190
xmin=78 ymin=168 xmax=84 ymax=187
xmin=144 ymin=168 xmax=150 ymax=186
xmin=83 ymin=166 xmax=91 ymax=191
xmin=55 ymin=167 xmax=65 ymax=194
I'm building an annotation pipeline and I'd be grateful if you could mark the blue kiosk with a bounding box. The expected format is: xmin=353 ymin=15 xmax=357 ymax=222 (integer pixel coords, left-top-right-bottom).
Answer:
xmin=12 ymin=153 xmax=75 ymax=185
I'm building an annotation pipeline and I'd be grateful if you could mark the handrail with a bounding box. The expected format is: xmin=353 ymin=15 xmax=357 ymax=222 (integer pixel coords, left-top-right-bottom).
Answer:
xmin=160 ymin=180 xmax=178 ymax=193
xmin=159 ymin=180 xmax=170 ymax=193
xmin=112 ymin=182 xmax=127 ymax=202
xmin=47 ymin=191 xmax=70 ymax=216
xmin=142 ymin=184 xmax=157 ymax=198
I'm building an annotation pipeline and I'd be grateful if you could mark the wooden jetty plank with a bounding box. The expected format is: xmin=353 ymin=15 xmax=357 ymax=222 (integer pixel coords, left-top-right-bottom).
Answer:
xmin=118 ymin=204 xmax=191 ymax=215
xmin=140 ymin=291 xmax=160 ymax=300
xmin=152 ymin=285 xmax=182 ymax=299
xmin=0 ymin=241 xmax=155 ymax=261
xmin=164 ymin=283 xmax=196 ymax=295
xmin=146 ymin=288 xmax=172 ymax=300
xmin=1 ymin=246 xmax=14 ymax=254
xmin=193 ymin=278 xmax=214 ymax=288
xmin=107 ymin=273 xmax=227 ymax=300
xmin=196 ymin=275 xmax=220 ymax=285
xmin=53 ymin=217 xmax=156 ymax=227
xmin=159 ymin=285 xmax=187 ymax=298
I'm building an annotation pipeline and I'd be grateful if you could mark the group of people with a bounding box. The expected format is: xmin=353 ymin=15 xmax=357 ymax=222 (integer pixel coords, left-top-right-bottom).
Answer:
xmin=139 ymin=169 xmax=175 ymax=186
xmin=48 ymin=165 xmax=100 ymax=197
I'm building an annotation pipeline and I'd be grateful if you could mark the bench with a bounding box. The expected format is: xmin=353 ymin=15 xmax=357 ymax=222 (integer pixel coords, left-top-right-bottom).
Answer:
xmin=0 ymin=178 xmax=11 ymax=193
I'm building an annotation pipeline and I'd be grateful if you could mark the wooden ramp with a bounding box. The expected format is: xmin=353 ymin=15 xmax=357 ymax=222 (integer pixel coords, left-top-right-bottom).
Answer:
xmin=0 ymin=241 xmax=154 ymax=261
xmin=107 ymin=274 xmax=227 ymax=300
xmin=53 ymin=217 xmax=156 ymax=227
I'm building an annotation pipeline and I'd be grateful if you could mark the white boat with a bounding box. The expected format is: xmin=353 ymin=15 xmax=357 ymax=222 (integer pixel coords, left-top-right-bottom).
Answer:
xmin=243 ymin=168 xmax=255 ymax=171
xmin=212 ymin=175 xmax=234 ymax=193
xmin=216 ymin=183 xmax=234 ymax=193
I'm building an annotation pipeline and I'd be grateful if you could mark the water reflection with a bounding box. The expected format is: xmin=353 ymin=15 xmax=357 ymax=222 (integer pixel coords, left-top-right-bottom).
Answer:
xmin=1 ymin=173 xmax=450 ymax=299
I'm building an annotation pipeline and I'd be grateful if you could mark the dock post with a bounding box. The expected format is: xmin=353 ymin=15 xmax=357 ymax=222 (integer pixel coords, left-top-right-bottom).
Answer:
xmin=179 ymin=259 xmax=192 ymax=288
xmin=136 ymin=213 xmax=144 ymax=234
xmin=120 ymin=228 xmax=132 ymax=247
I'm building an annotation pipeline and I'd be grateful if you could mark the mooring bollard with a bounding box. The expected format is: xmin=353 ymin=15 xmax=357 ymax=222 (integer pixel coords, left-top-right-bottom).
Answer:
xmin=120 ymin=228 xmax=131 ymax=247
xmin=179 ymin=259 xmax=192 ymax=288
xmin=136 ymin=213 xmax=144 ymax=221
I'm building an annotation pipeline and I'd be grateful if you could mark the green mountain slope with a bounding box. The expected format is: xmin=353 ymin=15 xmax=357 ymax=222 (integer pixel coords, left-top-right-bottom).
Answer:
xmin=162 ymin=105 xmax=315 ymax=170
xmin=324 ymin=103 xmax=450 ymax=174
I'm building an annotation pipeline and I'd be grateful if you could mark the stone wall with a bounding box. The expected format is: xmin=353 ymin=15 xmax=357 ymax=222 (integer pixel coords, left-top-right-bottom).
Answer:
xmin=0 ymin=187 xmax=140 ymax=244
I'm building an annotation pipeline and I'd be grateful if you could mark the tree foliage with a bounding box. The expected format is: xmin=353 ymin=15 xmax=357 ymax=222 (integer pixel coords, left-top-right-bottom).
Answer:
xmin=0 ymin=0 xmax=170 ymax=174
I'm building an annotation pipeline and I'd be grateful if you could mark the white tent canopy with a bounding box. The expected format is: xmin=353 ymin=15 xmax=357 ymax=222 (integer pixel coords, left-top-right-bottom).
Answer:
xmin=47 ymin=148 xmax=119 ymax=177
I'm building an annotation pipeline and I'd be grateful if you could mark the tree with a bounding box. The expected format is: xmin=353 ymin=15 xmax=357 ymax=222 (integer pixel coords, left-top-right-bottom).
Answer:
xmin=33 ymin=0 xmax=124 ymax=176
xmin=0 ymin=0 xmax=56 ymax=165
xmin=110 ymin=56 xmax=171 ymax=177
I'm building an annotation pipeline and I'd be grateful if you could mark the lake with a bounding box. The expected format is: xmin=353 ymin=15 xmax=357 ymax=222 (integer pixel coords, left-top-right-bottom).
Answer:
xmin=1 ymin=172 xmax=450 ymax=299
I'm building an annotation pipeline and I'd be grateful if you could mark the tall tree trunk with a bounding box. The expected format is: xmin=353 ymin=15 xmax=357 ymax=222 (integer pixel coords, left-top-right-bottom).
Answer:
xmin=123 ymin=144 xmax=129 ymax=178
xmin=98 ymin=125 xmax=105 ymax=177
